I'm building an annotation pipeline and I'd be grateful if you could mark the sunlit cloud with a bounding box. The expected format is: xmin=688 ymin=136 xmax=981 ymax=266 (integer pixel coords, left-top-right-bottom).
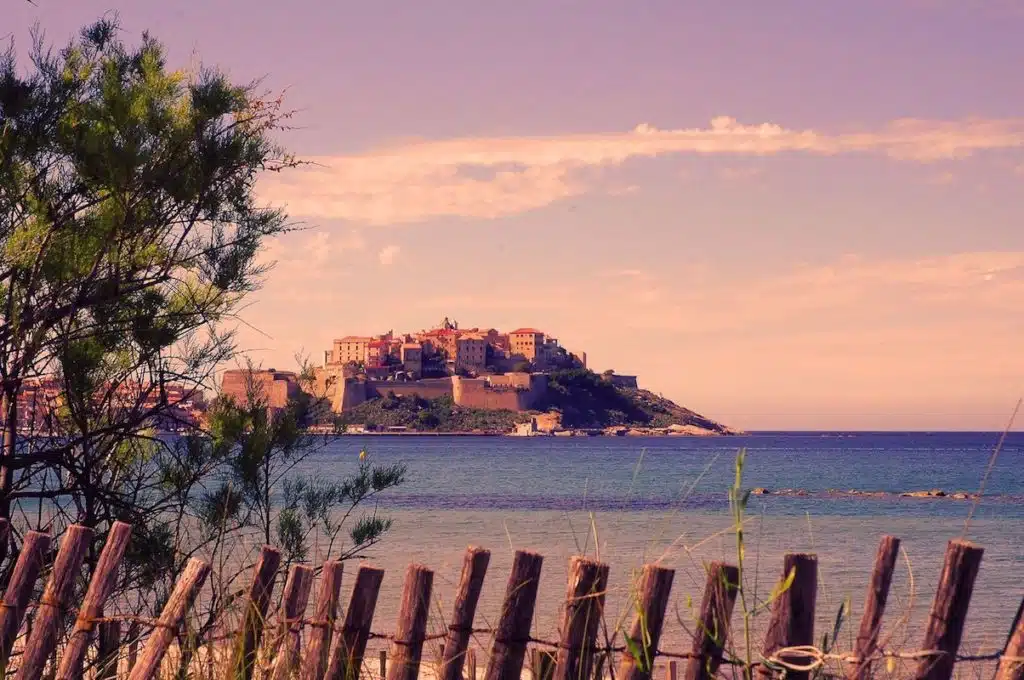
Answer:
xmin=257 ymin=116 xmax=1024 ymax=225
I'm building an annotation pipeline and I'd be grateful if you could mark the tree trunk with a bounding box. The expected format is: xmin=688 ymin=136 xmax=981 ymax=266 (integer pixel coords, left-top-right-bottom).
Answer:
xmin=0 ymin=388 xmax=17 ymax=520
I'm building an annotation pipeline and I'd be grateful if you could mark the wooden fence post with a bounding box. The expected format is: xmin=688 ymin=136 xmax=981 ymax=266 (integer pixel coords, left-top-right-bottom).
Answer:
xmin=0 ymin=530 xmax=51 ymax=667
xmin=684 ymin=562 xmax=739 ymax=680
xmin=848 ymin=536 xmax=901 ymax=680
xmin=13 ymin=524 xmax=93 ymax=680
xmin=913 ymin=540 xmax=983 ymax=680
xmin=127 ymin=621 xmax=140 ymax=674
xmin=387 ymin=564 xmax=434 ymax=680
xmin=760 ymin=553 xmax=818 ymax=680
xmin=0 ymin=518 xmax=10 ymax=572
xmin=618 ymin=564 xmax=675 ymax=680
xmin=55 ymin=521 xmax=133 ymax=680
xmin=301 ymin=560 xmax=344 ymax=680
xmin=270 ymin=564 xmax=315 ymax=680
xmin=324 ymin=565 xmax=385 ymax=680
xmin=484 ymin=551 xmax=544 ymax=680
xmin=380 ymin=650 xmax=387 ymax=679
xmin=996 ymin=598 xmax=1024 ymax=680
xmin=666 ymin=661 xmax=677 ymax=680
xmin=553 ymin=556 xmax=609 ymax=680
xmin=440 ymin=547 xmax=491 ymax=680
xmin=97 ymin=620 xmax=121 ymax=680
xmin=467 ymin=649 xmax=477 ymax=680
xmin=231 ymin=546 xmax=282 ymax=680
xmin=127 ymin=557 xmax=211 ymax=680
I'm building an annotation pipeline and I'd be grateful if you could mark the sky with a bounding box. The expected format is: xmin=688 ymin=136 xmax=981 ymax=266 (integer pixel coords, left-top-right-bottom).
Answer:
xmin=8 ymin=0 xmax=1024 ymax=431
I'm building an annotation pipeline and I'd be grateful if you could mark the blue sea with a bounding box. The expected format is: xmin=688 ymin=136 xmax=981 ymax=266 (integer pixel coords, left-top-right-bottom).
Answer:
xmin=292 ymin=432 xmax=1024 ymax=669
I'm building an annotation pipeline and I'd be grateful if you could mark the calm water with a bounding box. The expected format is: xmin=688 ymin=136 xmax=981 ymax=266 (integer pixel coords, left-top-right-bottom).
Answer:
xmin=292 ymin=432 xmax=1024 ymax=665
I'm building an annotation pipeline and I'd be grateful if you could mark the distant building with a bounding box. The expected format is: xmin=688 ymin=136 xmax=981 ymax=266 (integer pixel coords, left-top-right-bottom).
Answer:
xmin=509 ymin=328 xmax=545 ymax=362
xmin=455 ymin=334 xmax=487 ymax=373
xmin=367 ymin=339 xmax=390 ymax=369
xmin=332 ymin=336 xmax=372 ymax=366
xmin=220 ymin=368 xmax=300 ymax=410
xmin=400 ymin=342 xmax=423 ymax=376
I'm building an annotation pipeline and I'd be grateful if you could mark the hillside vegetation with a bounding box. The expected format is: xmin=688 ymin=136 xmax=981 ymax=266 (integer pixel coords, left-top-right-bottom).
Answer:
xmin=337 ymin=393 xmax=530 ymax=432
xmin=336 ymin=369 xmax=731 ymax=433
xmin=537 ymin=369 xmax=732 ymax=431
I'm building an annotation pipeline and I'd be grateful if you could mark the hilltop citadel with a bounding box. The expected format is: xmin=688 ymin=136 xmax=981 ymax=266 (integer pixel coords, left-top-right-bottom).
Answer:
xmin=220 ymin=317 xmax=639 ymax=415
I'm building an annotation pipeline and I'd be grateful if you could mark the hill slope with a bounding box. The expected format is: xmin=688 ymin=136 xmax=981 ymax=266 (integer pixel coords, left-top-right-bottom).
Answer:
xmin=535 ymin=369 xmax=734 ymax=432
xmin=336 ymin=369 xmax=733 ymax=434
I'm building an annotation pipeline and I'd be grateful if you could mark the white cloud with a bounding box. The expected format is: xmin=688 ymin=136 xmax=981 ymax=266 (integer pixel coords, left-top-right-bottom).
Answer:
xmin=378 ymin=245 xmax=400 ymax=265
xmin=257 ymin=116 xmax=1024 ymax=225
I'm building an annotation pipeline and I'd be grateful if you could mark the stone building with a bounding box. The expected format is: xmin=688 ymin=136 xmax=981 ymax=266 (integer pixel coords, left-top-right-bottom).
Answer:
xmin=220 ymin=368 xmax=300 ymax=410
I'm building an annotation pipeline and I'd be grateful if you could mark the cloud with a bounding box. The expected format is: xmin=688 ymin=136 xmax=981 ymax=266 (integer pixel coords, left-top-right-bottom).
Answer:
xmin=378 ymin=244 xmax=400 ymax=265
xmin=717 ymin=166 xmax=765 ymax=181
xmin=257 ymin=116 xmax=1024 ymax=225
xmin=925 ymin=171 xmax=956 ymax=185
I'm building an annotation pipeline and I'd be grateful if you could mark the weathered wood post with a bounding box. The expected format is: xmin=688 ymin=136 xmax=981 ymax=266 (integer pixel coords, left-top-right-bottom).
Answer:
xmin=324 ymin=565 xmax=385 ymax=680
xmin=270 ymin=564 xmax=315 ymax=680
xmin=440 ymin=547 xmax=491 ymax=680
xmin=231 ymin=546 xmax=282 ymax=680
xmin=467 ymin=649 xmax=478 ymax=680
xmin=996 ymin=598 xmax=1024 ymax=680
xmin=553 ymin=556 xmax=609 ymax=680
xmin=380 ymin=650 xmax=388 ymax=679
xmin=301 ymin=560 xmax=344 ymax=680
xmin=484 ymin=551 xmax=544 ymax=680
xmin=0 ymin=530 xmax=51 ymax=667
xmin=760 ymin=553 xmax=818 ymax=680
xmin=913 ymin=540 xmax=983 ymax=680
xmin=666 ymin=661 xmax=678 ymax=680
xmin=97 ymin=620 xmax=121 ymax=680
xmin=684 ymin=562 xmax=739 ymax=680
xmin=0 ymin=518 xmax=10 ymax=573
xmin=127 ymin=557 xmax=211 ymax=680
xmin=14 ymin=525 xmax=93 ymax=680
xmin=127 ymin=621 xmax=141 ymax=674
xmin=848 ymin=536 xmax=901 ymax=680
xmin=618 ymin=564 xmax=675 ymax=680
xmin=55 ymin=521 xmax=133 ymax=680
xmin=387 ymin=564 xmax=434 ymax=680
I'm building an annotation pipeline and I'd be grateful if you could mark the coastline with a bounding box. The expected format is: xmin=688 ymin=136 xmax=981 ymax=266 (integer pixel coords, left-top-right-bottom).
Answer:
xmin=306 ymin=427 xmax=739 ymax=437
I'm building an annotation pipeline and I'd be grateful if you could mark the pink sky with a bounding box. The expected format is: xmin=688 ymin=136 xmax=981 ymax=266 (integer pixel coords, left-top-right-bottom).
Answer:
xmin=10 ymin=0 xmax=1024 ymax=431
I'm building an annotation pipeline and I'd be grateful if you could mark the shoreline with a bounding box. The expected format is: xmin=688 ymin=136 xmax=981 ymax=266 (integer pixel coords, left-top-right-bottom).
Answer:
xmin=308 ymin=429 xmax=736 ymax=437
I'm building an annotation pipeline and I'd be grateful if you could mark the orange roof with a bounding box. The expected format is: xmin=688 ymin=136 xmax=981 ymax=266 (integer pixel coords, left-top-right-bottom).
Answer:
xmin=510 ymin=328 xmax=544 ymax=335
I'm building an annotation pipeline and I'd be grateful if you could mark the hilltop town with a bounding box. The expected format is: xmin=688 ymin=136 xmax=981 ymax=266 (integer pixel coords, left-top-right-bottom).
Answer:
xmin=220 ymin=318 xmax=735 ymax=436
xmin=8 ymin=318 xmax=733 ymax=437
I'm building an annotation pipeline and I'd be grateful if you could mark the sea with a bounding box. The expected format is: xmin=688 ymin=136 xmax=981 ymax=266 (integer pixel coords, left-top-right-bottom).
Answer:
xmin=293 ymin=432 xmax=1023 ymax=673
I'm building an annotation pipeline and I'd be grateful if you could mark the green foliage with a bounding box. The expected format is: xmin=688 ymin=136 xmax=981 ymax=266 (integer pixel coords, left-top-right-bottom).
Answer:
xmin=199 ymin=364 xmax=406 ymax=562
xmin=537 ymin=368 xmax=650 ymax=427
xmin=339 ymin=392 xmax=529 ymax=432
xmin=1 ymin=16 xmax=299 ymax=539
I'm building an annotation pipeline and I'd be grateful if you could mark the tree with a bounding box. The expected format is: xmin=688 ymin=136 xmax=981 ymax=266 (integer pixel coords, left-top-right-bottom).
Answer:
xmin=0 ymin=17 xmax=299 ymax=528
xmin=0 ymin=17 xmax=409 ymax=675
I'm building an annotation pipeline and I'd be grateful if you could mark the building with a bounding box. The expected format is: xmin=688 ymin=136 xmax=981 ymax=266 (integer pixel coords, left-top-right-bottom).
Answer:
xmin=455 ymin=334 xmax=488 ymax=373
xmin=367 ymin=339 xmax=391 ymax=369
xmin=331 ymin=336 xmax=372 ymax=366
xmin=508 ymin=328 xmax=545 ymax=362
xmin=400 ymin=342 xmax=423 ymax=376
xmin=220 ymin=368 xmax=301 ymax=410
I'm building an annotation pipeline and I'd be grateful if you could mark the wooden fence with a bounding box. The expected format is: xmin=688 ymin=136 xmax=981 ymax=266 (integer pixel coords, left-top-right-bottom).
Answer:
xmin=0 ymin=518 xmax=1020 ymax=680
